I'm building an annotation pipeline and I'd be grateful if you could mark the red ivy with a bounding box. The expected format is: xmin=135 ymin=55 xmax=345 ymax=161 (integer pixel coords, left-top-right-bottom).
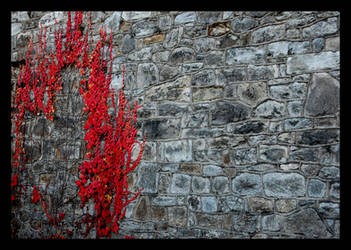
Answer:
xmin=11 ymin=11 xmax=144 ymax=239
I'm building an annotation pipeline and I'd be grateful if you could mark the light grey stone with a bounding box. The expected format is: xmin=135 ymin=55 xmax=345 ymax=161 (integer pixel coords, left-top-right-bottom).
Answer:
xmin=287 ymin=101 xmax=303 ymax=117
xmin=161 ymin=140 xmax=192 ymax=162
xmin=104 ymin=12 xmax=122 ymax=33
xmin=191 ymin=69 xmax=216 ymax=87
xmin=302 ymin=18 xmax=338 ymax=38
xmin=39 ymin=11 xmax=65 ymax=27
xmin=163 ymin=27 xmax=183 ymax=49
xmin=203 ymin=165 xmax=223 ymax=176
xmin=152 ymin=195 xmax=177 ymax=206
xmin=121 ymin=11 xmax=152 ymax=21
xmin=329 ymin=182 xmax=340 ymax=199
xmin=259 ymin=145 xmax=288 ymax=163
xmin=232 ymin=147 xmax=257 ymax=165
xmin=237 ymin=82 xmax=268 ymax=107
xmin=194 ymin=37 xmax=217 ymax=53
xmin=250 ymin=24 xmax=285 ymax=44
xmin=325 ymin=37 xmax=340 ymax=51
xmin=318 ymin=166 xmax=340 ymax=180
xmin=132 ymin=20 xmax=158 ymax=37
xmin=216 ymin=67 xmax=246 ymax=83
xmin=307 ymin=178 xmax=326 ymax=198
xmin=232 ymin=173 xmax=262 ymax=195
xmin=137 ymin=63 xmax=159 ymax=88
xmin=128 ymin=47 xmax=152 ymax=61
xmin=226 ymin=46 xmax=266 ymax=65
xmin=201 ymin=196 xmax=218 ymax=213
xmin=213 ymin=176 xmax=229 ymax=194
xmin=174 ymin=12 xmax=196 ymax=24
xmin=231 ymin=17 xmax=258 ymax=33
xmin=254 ymin=100 xmax=285 ymax=119
xmin=263 ymin=173 xmax=305 ymax=198
xmin=287 ymin=52 xmax=339 ymax=74
xmin=284 ymin=118 xmax=313 ymax=131
xmin=170 ymin=173 xmax=191 ymax=194
xmin=169 ymin=47 xmax=195 ymax=65
xmin=312 ymin=37 xmax=325 ymax=52
xmin=121 ymin=34 xmax=136 ymax=54
xmin=287 ymin=41 xmax=310 ymax=55
xmin=268 ymin=41 xmax=289 ymax=57
xmin=192 ymin=176 xmax=210 ymax=193
xmin=11 ymin=23 xmax=22 ymax=36
xmin=269 ymin=82 xmax=307 ymax=100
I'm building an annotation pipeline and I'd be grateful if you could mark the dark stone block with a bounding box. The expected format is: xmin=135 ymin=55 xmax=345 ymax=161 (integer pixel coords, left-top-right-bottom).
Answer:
xmin=298 ymin=129 xmax=338 ymax=145
xmin=211 ymin=101 xmax=250 ymax=125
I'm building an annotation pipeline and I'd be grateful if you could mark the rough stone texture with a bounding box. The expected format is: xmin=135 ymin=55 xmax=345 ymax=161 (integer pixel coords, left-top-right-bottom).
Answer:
xmin=11 ymin=11 xmax=340 ymax=239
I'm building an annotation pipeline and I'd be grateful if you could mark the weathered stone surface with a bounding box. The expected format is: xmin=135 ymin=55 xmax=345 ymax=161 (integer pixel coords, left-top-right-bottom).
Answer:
xmin=158 ymin=103 xmax=187 ymax=117
xmin=248 ymin=197 xmax=273 ymax=213
xmin=233 ymin=213 xmax=259 ymax=233
xmin=190 ymin=69 xmax=216 ymax=87
xmin=174 ymin=12 xmax=196 ymax=25
xmin=137 ymin=63 xmax=159 ymax=87
xmin=121 ymin=11 xmax=152 ymax=21
xmin=104 ymin=12 xmax=121 ymax=33
xmin=137 ymin=163 xmax=159 ymax=193
xmin=318 ymin=202 xmax=339 ymax=219
xmin=168 ymin=206 xmax=187 ymax=226
xmin=254 ymin=100 xmax=285 ymax=119
xmin=269 ymin=82 xmax=307 ymax=100
xmin=231 ymin=17 xmax=258 ymax=33
xmin=250 ymin=24 xmax=285 ymax=44
xmin=248 ymin=65 xmax=277 ymax=80
xmin=160 ymin=140 xmax=192 ymax=162
xmin=302 ymin=18 xmax=338 ymax=38
xmin=232 ymin=173 xmax=262 ymax=195
xmin=39 ymin=12 xmax=65 ymax=27
xmin=169 ymin=47 xmax=195 ymax=65
xmin=231 ymin=147 xmax=257 ymax=165
xmin=237 ymin=82 xmax=268 ymax=107
xmin=163 ymin=27 xmax=182 ymax=48
xmin=287 ymin=52 xmax=339 ymax=74
xmin=210 ymin=101 xmax=251 ymax=125
xmin=304 ymin=73 xmax=339 ymax=117
xmin=134 ymin=196 xmax=149 ymax=220
xmin=259 ymin=145 xmax=288 ymax=163
xmin=318 ymin=166 xmax=340 ymax=180
xmin=275 ymin=199 xmax=296 ymax=213
xmin=212 ymin=176 xmax=229 ymax=194
xmin=170 ymin=173 xmax=191 ymax=194
xmin=262 ymin=215 xmax=282 ymax=232
xmin=201 ymin=196 xmax=218 ymax=213
xmin=297 ymin=129 xmax=339 ymax=145
xmin=121 ymin=34 xmax=136 ymax=54
xmin=143 ymin=119 xmax=180 ymax=140
xmin=216 ymin=67 xmax=246 ymax=83
xmin=267 ymin=41 xmax=289 ymax=57
xmin=192 ymin=176 xmax=210 ymax=193
xmin=284 ymin=118 xmax=313 ymax=131
xmin=131 ymin=20 xmax=158 ymax=37
xmin=290 ymin=147 xmax=319 ymax=162
xmin=307 ymin=178 xmax=326 ymax=198
xmin=152 ymin=196 xmax=177 ymax=206
xmin=263 ymin=173 xmax=305 ymax=198
xmin=228 ymin=121 xmax=265 ymax=134
xmin=226 ymin=46 xmax=266 ymax=65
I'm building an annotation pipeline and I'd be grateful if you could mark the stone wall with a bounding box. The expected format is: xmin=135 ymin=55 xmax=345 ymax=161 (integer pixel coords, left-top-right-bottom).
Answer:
xmin=11 ymin=11 xmax=340 ymax=239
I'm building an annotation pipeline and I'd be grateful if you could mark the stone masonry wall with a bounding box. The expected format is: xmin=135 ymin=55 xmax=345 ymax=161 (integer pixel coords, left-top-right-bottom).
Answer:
xmin=11 ymin=11 xmax=340 ymax=239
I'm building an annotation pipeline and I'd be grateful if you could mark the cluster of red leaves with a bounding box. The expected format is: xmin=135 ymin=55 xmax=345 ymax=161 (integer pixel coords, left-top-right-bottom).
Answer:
xmin=75 ymin=27 xmax=145 ymax=238
xmin=11 ymin=11 xmax=144 ymax=239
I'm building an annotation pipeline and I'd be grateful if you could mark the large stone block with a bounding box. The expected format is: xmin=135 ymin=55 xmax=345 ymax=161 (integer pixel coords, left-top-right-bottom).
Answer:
xmin=304 ymin=73 xmax=339 ymax=117
xmin=287 ymin=52 xmax=339 ymax=74
xmin=160 ymin=140 xmax=192 ymax=163
xmin=137 ymin=162 xmax=159 ymax=193
xmin=263 ymin=173 xmax=305 ymax=198
xmin=232 ymin=173 xmax=263 ymax=196
xmin=210 ymin=101 xmax=251 ymax=125
xmin=226 ymin=46 xmax=266 ymax=65
xmin=170 ymin=173 xmax=191 ymax=194
xmin=137 ymin=63 xmax=159 ymax=88
xmin=254 ymin=100 xmax=285 ymax=119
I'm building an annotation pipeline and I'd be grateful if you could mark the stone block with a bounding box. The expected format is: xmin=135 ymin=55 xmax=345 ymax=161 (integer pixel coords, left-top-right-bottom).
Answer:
xmin=247 ymin=197 xmax=273 ymax=213
xmin=304 ymin=73 xmax=339 ymax=117
xmin=269 ymin=82 xmax=307 ymax=100
xmin=231 ymin=147 xmax=257 ymax=165
xmin=287 ymin=52 xmax=339 ymax=74
xmin=121 ymin=11 xmax=152 ymax=21
xmin=237 ymin=82 xmax=268 ymax=107
xmin=170 ymin=173 xmax=191 ymax=194
xmin=201 ymin=196 xmax=218 ymax=213
xmin=250 ymin=24 xmax=286 ymax=44
xmin=275 ymin=199 xmax=296 ymax=213
xmin=259 ymin=145 xmax=288 ymax=163
xmin=137 ymin=162 xmax=159 ymax=193
xmin=254 ymin=100 xmax=285 ymax=119
xmin=248 ymin=65 xmax=278 ymax=81
xmin=263 ymin=172 xmax=305 ymax=198
xmin=212 ymin=177 xmax=229 ymax=194
xmin=169 ymin=47 xmax=195 ymax=65
xmin=307 ymin=178 xmax=327 ymax=198
xmin=232 ymin=173 xmax=262 ymax=196
xmin=226 ymin=46 xmax=266 ymax=65
xmin=210 ymin=101 xmax=251 ymax=125
xmin=318 ymin=202 xmax=339 ymax=219
xmin=290 ymin=147 xmax=319 ymax=162
xmin=174 ymin=12 xmax=196 ymax=25
xmin=231 ymin=16 xmax=258 ymax=33
xmin=137 ymin=63 xmax=159 ymax=88
xmin=262 ymin=214 xmax=282 ymax=232
xmin=302 ymin=18 xmax=338 ymax=38
xmin=160 ymin=140 xmax=192 ymax=163
xmin=192 ymin=176 xmax=210 ymax=194
xmin=168 ymin=206 xmax=187 ymax=227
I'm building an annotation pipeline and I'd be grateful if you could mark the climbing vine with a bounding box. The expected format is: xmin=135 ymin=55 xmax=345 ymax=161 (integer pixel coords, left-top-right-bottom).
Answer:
xmin=11 ymin=11 xmax=144 ymax=239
